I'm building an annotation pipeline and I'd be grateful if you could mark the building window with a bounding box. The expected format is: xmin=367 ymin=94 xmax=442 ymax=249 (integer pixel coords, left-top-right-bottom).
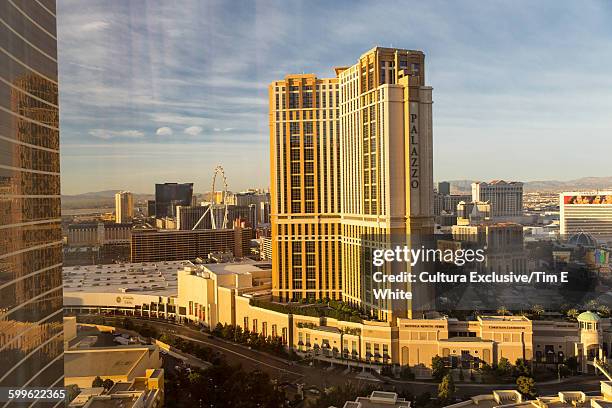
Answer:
xmin=303 ymin=92 xmax=312 ymax=108
xmin=289 ymin=92 xmax=299 ymax=109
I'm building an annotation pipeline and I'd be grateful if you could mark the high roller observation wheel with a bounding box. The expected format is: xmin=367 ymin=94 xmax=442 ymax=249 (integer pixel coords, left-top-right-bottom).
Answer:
xmin=192 ymin=165 xmax=229 ymax=230
xmin=210 ymin=165 xmax=229 ymax=229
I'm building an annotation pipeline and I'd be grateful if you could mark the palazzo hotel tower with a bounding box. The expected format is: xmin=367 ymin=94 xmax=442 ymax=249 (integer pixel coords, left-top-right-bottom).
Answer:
xmin=270 ymin=47 xmax=434 ymax=322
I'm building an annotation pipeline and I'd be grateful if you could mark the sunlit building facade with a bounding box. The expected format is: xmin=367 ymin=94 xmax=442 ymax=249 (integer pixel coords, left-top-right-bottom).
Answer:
xmin=471 ymin=180 xmax=523 ymax=218
xmin=270 ymin=75 xmax=343 ymax=302
xmin=270 ymin=47 xmax=434 ymax=321
xmin=337 ymin=47 xmax=434 ymax=321
xmin=0 ymin=0 xmax=64 ymax=398
xmin=560 ymin=191 xmax=612 ymax=245
xmin=114 ymin=191 xmax=134 ymax=223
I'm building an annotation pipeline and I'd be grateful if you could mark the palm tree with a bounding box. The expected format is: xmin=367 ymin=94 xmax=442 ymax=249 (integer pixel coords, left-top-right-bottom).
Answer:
xmin=531 ymin=304 xmax=544 ymax=319
xmin=566 ymin=308 xmax=579 ymax=320
xmin=597 ymin=305 xmax=610 ymax=317
xmin=497 ymin=306 xmax=509 ymax=316
xmin=585 ymin=299 xmax=599 ymax=311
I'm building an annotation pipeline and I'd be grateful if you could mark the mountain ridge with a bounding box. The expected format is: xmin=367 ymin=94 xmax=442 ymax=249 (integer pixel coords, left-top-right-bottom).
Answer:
xmin=442 ymin=176 xmax=612 ymax=194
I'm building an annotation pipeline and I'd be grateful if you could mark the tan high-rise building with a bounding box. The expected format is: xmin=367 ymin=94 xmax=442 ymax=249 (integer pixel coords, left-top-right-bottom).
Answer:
xmin=337 ymin=47 xmax=434 ymax=321
xmin=115 ymin=190 xmax=134 ymax=223
xmin=270 ymin=47 xmax=434 ymax=320
xmin=270 ymin=75 xmax=342 ymax=302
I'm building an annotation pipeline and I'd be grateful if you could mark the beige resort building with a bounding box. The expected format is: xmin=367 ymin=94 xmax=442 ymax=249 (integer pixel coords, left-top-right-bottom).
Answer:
xmin=63 ymin=260 xmax=611 ymax=376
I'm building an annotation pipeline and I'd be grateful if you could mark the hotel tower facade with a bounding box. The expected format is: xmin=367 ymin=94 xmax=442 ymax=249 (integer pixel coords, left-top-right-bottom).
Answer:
xmin=270 ymin=47 xmax=434 ymax=322
xmin=0 ymin=0 xmax=64 ymax=400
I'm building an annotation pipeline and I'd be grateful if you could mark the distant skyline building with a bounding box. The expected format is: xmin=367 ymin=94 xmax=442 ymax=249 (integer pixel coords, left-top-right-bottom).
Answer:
xmin=130 ymin=222 xmax=254 ymax=262
xmin=176 ymin=205 xmax=208 ymax=230
xmin=146 ymin=199 xmax=156 ymax=217
xmin=67 ymin=222 xmax=132 ymax=247
xmin=438 ymin=181 xmax=450 ymax=195
xmin=560 ymin=192 xmax=612 ymax=245
xmin=175 ymin=203 xmax=265 ymax=231
xmin=154 ymin=182 xmax=194 ymax=218
xmin=456 ymin=201 xmax=491 ymax=225
xmin=0 ymin=0 xmax=64 ymax=391
xmin=115 ymin=191 xmax=134 ymax=223
xmin=471 ymin=180 xmax=523 ymax=217
xmin=434 ymin=192 xmax=472 ymax=216
xmin=270 ymin=47 xmax=434 ymax=321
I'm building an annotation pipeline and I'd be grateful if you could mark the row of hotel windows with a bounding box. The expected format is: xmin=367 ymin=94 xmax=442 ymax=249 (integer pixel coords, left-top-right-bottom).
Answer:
xmin=274 ymin=90 xmax=340 ymax=110
xmin=274 ymin=84 xmax=339 ymax=92
xmin=275 ymin=109 xmax=339 ymax=122
xmin=276 ymin=223 xmax=340 ymax=236
xmin=277 ymin=238 xmax=341 ymax=296
xmin=274 ymin=121 xmax=339 ymax=215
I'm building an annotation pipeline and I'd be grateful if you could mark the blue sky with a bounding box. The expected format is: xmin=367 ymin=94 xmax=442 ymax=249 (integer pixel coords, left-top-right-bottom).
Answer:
xmin=57 ymin=0 xmax=612 ymax=194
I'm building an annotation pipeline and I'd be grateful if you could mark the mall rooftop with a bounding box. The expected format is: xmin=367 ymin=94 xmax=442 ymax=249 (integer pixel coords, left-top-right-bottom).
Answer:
xmin=63 ymin=260 xmax=190 ymax=296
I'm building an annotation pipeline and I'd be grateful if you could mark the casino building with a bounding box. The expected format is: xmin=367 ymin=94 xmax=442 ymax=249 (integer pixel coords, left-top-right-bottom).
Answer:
xmin=270 ymin=47 xmax=434 ymax=321
xmin=63 ymin=260 xmax=612 ymax=378
xmin=560 ymin=191 xmax=612 ymax=245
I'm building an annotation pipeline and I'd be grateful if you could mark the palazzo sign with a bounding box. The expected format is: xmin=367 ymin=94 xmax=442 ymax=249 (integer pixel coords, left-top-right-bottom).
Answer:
xmin=409 ymin=110 xmax=419 ymax=189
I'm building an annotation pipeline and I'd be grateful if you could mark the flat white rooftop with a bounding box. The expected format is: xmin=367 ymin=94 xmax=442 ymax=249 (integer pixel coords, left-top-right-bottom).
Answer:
xmin=63 ymin=260 xmax=191 ymax=296
xmin=202 ymin=259 xmax=272 ymax=276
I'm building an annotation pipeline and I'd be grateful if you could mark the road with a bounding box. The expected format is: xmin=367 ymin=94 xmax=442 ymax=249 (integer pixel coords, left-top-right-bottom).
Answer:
xmin=86 ymin=315 xmax=605 ymax=396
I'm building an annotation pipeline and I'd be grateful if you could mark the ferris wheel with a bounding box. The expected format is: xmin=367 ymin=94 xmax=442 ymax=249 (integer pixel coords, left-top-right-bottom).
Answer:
xmin=192 ymin=165 xmax=229 ymax=230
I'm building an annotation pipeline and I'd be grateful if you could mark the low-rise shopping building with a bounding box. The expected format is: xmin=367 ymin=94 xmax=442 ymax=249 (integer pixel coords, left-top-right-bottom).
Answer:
xmin=63 ymin=260 xmax=612 ymax=376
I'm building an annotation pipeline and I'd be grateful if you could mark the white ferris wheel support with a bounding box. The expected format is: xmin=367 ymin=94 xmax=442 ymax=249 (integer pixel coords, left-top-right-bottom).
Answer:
xmin=192 ymin=165 xmax=229 ymax=230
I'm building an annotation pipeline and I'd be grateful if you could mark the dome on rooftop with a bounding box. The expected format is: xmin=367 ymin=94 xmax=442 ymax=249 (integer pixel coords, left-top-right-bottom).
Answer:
xmin=577 ymin=311 xmax=600 ymax=322
xmin=568 ymin=231 xmax=598 ymax=247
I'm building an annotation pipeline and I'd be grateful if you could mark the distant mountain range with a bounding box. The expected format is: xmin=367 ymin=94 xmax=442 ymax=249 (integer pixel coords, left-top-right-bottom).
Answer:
xmin=62 ymin=190 xmax=152 ymax=199
xmin=61 ymin=176 xmax=612 ymax=209
xmin=61 ymin=190 xmax=153 ymax=210
xmin=445 ymin=176 xmax=612 ymax=194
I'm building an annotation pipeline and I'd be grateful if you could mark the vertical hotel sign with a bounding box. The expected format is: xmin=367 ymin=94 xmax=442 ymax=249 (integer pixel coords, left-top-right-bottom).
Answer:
xmin=409 ymin=102 xmax=419 ymax=189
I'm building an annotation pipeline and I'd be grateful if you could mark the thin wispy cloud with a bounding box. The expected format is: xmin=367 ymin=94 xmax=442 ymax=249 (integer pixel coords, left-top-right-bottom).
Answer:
xmin=89 ymin=129 xmax=145 ymax=139
xmin=57 ymin=0 xmax=612 ymax=194
xmin=79 ymin=21 xmax=109 ymax=32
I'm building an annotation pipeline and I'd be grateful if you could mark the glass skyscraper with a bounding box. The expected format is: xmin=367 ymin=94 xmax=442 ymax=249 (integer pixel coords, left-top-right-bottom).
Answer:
xmin=154 ymin=182 xmax=194 ymax=218
xmin=0 ymin=0 xmax=64 ymax=403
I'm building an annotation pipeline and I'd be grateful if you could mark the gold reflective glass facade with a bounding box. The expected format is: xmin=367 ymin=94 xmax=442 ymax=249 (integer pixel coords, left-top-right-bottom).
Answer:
xmin=0 ymin=0 xmax=64 ymax=401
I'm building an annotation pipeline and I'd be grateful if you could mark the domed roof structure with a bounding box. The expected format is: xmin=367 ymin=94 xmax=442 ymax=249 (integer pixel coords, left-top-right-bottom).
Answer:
xmin=567 ymin=231 xmax=598 ymax=247
xmin=577 ymin=311 xmax=601 ymax=322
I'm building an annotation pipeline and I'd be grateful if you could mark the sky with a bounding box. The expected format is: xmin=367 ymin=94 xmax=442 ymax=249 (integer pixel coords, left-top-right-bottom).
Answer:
xmin=57 ymin=0 xmax=612 ymax=195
